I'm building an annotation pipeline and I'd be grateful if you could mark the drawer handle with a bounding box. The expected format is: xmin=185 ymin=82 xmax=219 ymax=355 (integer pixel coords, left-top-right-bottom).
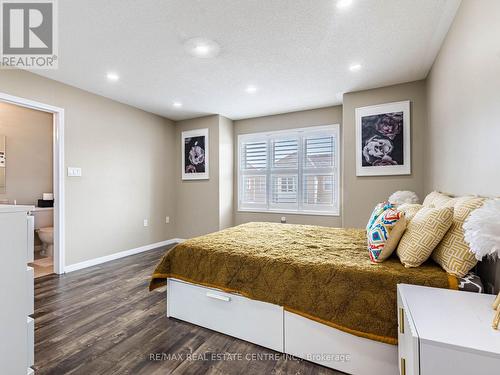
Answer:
xmin=206 ymin=292 xmax=231 ymax=302
xmin=399 ymin=307 xmax=405 ymax=334
xmin=400 ymin=357 xmax=406 ymax=375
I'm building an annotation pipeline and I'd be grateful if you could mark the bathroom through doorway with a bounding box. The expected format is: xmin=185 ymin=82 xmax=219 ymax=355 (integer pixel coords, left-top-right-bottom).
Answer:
xmin=0 ymin=92 xmax=65 ymax=276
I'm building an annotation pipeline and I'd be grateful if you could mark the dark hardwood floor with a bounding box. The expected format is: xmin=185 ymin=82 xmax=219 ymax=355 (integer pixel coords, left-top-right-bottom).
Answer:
xmin=34 ymin=246 xmax=343 ymax=375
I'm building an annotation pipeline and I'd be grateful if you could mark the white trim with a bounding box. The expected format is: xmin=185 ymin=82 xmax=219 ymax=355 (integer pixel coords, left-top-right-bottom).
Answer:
xmin=355 ymin=100 xmax=411 ymax=176
xmin=237 ymin=208 xmax=340 ymax=217
xmin=181 ymin=128 xmax=209 ymax=180
xmin=0 ymin=92 xmax=66 ymax=275
xmin=64 ymin=238 xmax=183 ymax=273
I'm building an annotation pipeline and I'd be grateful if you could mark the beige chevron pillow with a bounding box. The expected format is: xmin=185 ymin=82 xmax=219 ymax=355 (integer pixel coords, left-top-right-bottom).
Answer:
xmin=431 ymin=196 xmax=486 ymax=277
xmin=423 ymin=191 xmax=453 ymax=208
xmin=398 ymin=203 xmax=423 ymax=221
xmin=397 ymin=206 xmax=454 ymax=268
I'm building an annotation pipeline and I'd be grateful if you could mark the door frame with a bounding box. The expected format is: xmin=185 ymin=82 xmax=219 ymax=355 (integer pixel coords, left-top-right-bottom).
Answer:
xmin=0 ymin=91 xmax=65 ymax=274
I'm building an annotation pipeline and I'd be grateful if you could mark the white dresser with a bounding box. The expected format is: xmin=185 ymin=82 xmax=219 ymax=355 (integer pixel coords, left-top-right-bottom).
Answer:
xmin=0 ymin=205 xmax=35 ymax=375
xmin=397 ymin=284 xmax=500 ymax=375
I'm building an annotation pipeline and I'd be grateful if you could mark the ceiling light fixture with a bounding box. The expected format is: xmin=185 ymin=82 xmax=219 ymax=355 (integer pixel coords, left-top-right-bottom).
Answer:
xmin=245 ymin=85 xmax=258 ymax=94
xmin=106 ymin=72 xmax=119 ymax=81
xmin=336 ymin=0 xmax=353 ymax=9
xmin=349 ymin=63 xmax=362 ymax=72
xmin=173 ymin=101 xmax=183 ymax=108
xmin=184 ymin=37 xmax=220 ymax=58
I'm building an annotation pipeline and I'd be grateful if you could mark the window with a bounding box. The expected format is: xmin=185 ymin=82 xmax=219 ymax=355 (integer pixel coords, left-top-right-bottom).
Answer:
xmin=238 ymin=125 xmax=340 ymax=215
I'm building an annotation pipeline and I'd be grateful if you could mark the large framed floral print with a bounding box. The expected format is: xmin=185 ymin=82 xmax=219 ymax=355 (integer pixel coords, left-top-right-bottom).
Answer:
xmin=355 ymin=100 xmax=411 ymax=176
xmin=182 ymin=128 xmax=209 ymax=180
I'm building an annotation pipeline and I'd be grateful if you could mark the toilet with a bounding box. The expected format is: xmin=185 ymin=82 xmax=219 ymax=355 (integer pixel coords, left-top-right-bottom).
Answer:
xmin=37 ymin=227 xmax=54 ymax=257
xmin=32 ymin=207 xmax=54 ymax=258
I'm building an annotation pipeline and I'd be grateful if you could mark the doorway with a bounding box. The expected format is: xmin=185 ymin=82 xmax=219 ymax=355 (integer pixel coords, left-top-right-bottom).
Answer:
xmin=0 ymin=92 xmax=65 ymax=275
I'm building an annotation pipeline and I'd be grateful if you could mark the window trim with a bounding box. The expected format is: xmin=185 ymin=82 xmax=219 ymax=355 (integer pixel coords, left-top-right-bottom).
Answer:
xmin=237 ymin=124 xmax=341 ymax=217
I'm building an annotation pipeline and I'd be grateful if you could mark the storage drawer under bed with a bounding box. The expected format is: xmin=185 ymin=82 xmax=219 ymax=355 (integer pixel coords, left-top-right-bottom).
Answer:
xmin=167 ymin=278 xmax=283 ymax=352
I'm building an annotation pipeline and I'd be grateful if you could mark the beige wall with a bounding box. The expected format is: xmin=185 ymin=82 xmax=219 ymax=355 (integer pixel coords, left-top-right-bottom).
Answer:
xmin=425 ymin=0 xmax=500 ymax=198
xmin=174 ymin=115 xmax=235 ymax=238
xmin=218 ymin=116 xmax=234 ymax=230
xmin=0 ymin=102 xmax=53 ymax=204
xmin=425 ymin=0 xmax=500 ymax=293
xmin=342 ymin=81 xmax=427 ymax=228
xmin=174 ymin=115 xmax=221 ymax=239
xmin=233 ymin=106 xmax=343 ymax=227
xmin=0 ymin=70 xmax=176 ymax=266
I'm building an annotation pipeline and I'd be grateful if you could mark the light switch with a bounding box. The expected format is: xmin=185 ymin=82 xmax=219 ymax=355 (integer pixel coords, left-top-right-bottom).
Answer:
xmin=67 ymin=167 xmax=82 ymax=177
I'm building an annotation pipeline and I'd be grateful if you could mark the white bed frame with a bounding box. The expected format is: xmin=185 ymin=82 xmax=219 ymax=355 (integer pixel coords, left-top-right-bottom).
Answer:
xmin=167 ymin=278 xmax=398 ymax=375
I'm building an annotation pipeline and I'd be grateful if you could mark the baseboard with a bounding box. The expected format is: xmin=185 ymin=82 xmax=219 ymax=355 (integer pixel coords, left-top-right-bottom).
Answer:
xmin=64 ymin=238 xmax=183 ymax=273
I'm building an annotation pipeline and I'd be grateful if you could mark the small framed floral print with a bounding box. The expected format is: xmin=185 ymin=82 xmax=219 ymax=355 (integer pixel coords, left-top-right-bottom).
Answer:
xmin=182 ymin=128 xmax=209 ymax=180
xmin=355 ymin=100 xmax=411 ymax=176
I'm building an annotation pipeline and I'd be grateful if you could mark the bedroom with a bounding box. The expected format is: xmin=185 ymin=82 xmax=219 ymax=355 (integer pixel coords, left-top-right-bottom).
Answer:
xmin=0 ymin=0 xmax=499 ymax=374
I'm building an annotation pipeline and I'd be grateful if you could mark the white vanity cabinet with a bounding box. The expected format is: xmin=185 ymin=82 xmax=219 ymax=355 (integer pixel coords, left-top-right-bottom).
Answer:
xmin=0 ymin=205 xmax=35 ymax=375
xmin=397 ymin=284 xmax=500 ymax=375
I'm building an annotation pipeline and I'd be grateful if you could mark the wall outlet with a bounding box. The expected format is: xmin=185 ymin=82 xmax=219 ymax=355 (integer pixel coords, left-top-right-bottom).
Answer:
xmin=143 ymin=219 xmax=149 ymax=227
xmin=67 ymin=167 xmax=82 ymax=177
xmin=280 ymin=216 xmax=286 ymax=223
xmin=165 ymin=216 xmax=170 ymax=224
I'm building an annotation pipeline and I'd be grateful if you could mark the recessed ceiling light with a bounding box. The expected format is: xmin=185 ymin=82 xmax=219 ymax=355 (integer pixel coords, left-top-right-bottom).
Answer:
xmin=184 ymin=37 xmax=220 ymax=58
xmin=336 ymin=0 xmax=353 ymax=9
xmin=173 ymin=101 xmax=183 ymax=108
xmin=245 ymin=85 xmax=258 ymax=94
xmin=106 ymin=72 xmax=119 ymax=81
xmin=349 ymin=63 xmax=362 ymax=72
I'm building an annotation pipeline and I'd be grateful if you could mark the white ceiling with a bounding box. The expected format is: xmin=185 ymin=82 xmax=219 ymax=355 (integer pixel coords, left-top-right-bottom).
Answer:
xmin=36 ymin=0 xmax=461 ymax=120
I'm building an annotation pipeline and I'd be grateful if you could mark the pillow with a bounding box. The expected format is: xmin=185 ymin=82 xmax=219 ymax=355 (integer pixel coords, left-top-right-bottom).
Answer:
xmin=422 ymin=191 xmax=453 ymax=208
xmin=431 ymin=196 xmax=486 ymax=277
xmin=368 ymin=208 xmax=406 ymax=263
xmin=397 ymin=206 xmax=454 ymax=267
xmin=388 ymin=191 xmax=419 ymax=206
xmin=398 ymin=203 xmax=424 ymax=221
xmin=366 ymin=201 xmax=394 ymax=231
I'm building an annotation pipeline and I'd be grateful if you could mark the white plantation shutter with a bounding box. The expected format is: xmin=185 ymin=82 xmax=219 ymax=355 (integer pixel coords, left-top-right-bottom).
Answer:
xmin=304 ymin=136 xmax=334 ymax=168
xmin=241 ymin=175 xmax=267 ymax=210
xmin=271 ymin=175 xmax=298 ymax=209
xmin=239 ymin=139 xmax=268 ymax=209
xmin=242 ymin=141 xmax=267 ymax=170
xmin=272 ymin=138 xmax=298 ymax=169
xmin=270 ymin=137 xmax=299 ymax=210
xmin=302 ymin=133 xmax=337 ymax=212
xmin=238 ymin=125 xmax=339 ymax=214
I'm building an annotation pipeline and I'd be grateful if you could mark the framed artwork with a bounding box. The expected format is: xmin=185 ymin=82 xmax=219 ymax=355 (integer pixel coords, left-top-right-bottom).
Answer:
xmin=355 ymin=100 xmax=411 ymax=176
xmin=182 ymin=128 xmax=209 ymax=180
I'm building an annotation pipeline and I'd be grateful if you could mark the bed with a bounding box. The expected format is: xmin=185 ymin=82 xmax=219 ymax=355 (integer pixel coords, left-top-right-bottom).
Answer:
xmin=150 ymin=222 xmax=457 ymax=375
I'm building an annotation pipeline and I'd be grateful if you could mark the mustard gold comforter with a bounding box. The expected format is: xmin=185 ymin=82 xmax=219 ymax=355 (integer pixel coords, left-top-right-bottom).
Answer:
xmin=150 ymin=222 xmax=457 ymax=344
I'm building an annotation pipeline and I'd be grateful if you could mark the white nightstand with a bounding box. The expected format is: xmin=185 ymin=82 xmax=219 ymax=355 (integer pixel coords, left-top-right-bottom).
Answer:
xmin=397 ymin=284 xmax=500 ymax=375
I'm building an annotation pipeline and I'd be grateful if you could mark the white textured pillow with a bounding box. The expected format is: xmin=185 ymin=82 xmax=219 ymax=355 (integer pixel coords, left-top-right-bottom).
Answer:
xmin=389 ymin=191 xmax=419 ymax=206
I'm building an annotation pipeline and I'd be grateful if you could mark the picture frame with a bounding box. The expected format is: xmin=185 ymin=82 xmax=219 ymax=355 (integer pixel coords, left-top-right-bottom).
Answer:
xmin=355 ymin=100 xmax=411 ymax=176
xmin=182 ymin=128 xmax=209 ymax=180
